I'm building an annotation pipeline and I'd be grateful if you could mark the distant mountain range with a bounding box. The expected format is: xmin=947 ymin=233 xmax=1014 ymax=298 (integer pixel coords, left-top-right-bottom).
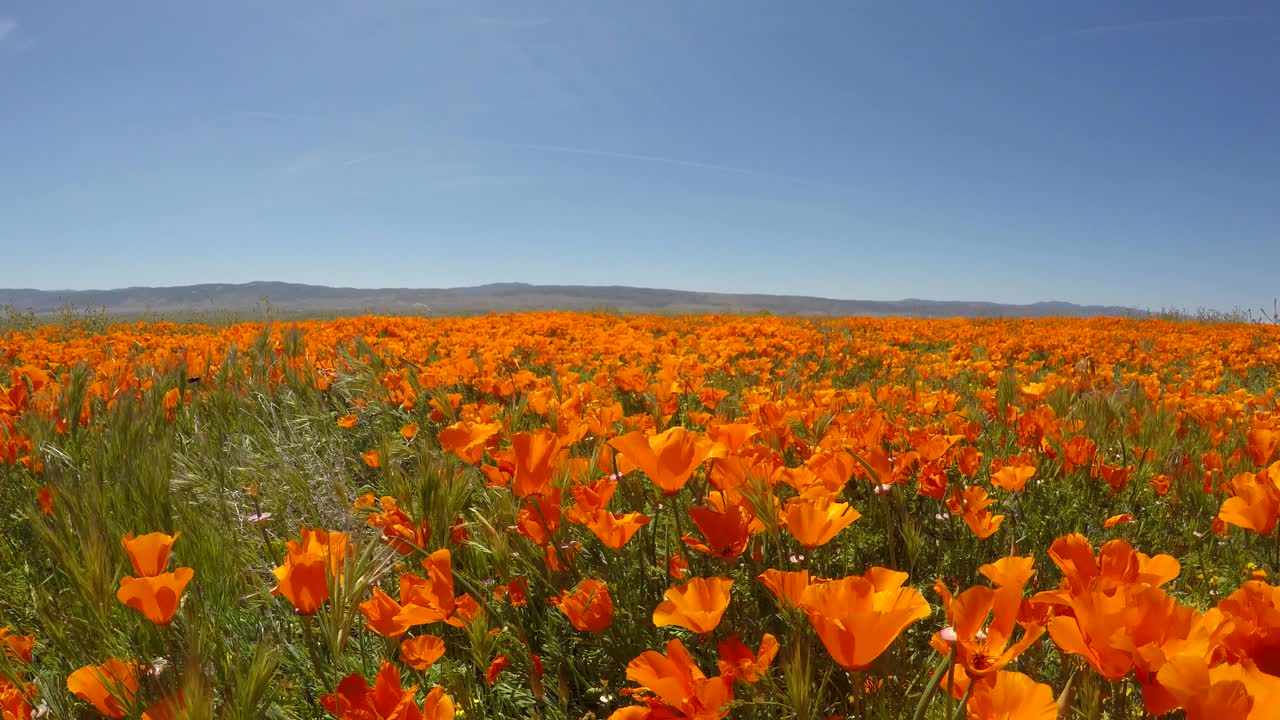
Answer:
xmin=0 ymin=282 xmax=1145 ymax=318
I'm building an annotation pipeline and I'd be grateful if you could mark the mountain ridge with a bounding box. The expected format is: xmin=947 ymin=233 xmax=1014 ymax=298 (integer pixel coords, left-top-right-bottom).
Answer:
xmin=0 ymin=281 xmax=1145 ymax=319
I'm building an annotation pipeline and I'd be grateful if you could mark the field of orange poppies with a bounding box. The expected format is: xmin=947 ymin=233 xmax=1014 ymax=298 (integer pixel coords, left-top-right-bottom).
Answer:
xmin=2 ymin=312 xmax=1280 ymax=719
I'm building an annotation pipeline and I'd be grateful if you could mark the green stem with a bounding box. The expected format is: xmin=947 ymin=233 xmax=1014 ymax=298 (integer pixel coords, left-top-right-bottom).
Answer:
xmin=880 ymin=491 xmax=898 ymax=569
xmin=300 ymin=614 xmax=328 ymax=686
xmin=909 ymin=650 xmax=954 ymax=720
xmin=946 ymin=650 xmax=957 ymax=720
xmin=949 ymin=679 xmax=974 ymax=720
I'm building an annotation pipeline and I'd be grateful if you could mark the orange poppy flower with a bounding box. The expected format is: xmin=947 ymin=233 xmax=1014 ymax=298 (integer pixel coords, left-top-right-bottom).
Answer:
xmin=510 ymin=429 xmax=561 ymax=498
xmin=450 ymin=593 xmax=483 ymax=627
xmin=582 ymin=509 xmax=650 ymax=550
xmin=1219 ymin=464 xmax=1280 ymax=536
xmin=322 ymin=661 xmax=439 ymax=720
xmin=506 ymin=576 xmax=529 ymax=608
xmin=400 ymin=634 xmax=446 ymax=670
xmin=913 ymin=433 xmax=964 ymax=464
xmin=400 ymin=422 xmax=419 ymax=440
xmin=121 ymin=531 xmax=179 ymax=577
xmin=421 ymin=686 xmax=456 ymax=720
xmin=962 ymin=669 xmax=1058 ymax=720
xmin=437 ymin=420 xmax=501 ymax=464
xmin=142 ymin=692 xmax=188 ymax=720
xmin=1211 ymin=581 xmax=1280 ymax=676
xmin=781 ymin=493 xmax=860 ymax=549
xmin=667 ymin=553 xmax=690 ymax=580
xmin=653 ymin=576 xmax=734 ymax=634
xmin=799 ymin=568 xmax=930 ymax=671
xmin=337 ymin=413 xmax=358 ymax=429
xmin=566 ymin=476 xmax=617 ymax=522
xmin=486 ymin=655 xmax=509 ymax=685
xmin=1039 ymin=533 xmax=1180 ymax=597
xmin=1095 ymin=462 xmax=1133 ymax=494
xmin=711 ymin=448 xmax=781 ymax=496
xmin=950 ymin=486 xmax=1004 ymax=540
xmin=990 ymin=464 xmax=1035 ymax=493
xmin=362 ymin=449 xmax=381 ymax=469
xmin=1247 ymin=427 xmax=1279 ymax=467
xmin=359 ymin=587 xmax=414 ymax=638
xmin=1131 ymin=601 xmax=1236 ymax=716
xmin=67 ymin=659 xmax=138 ymax=719
xmin=1103 ymin=512 xmax=1134 ymax=528
xmin=162 ymin=387 xmax=180 ymax=421
xmin=805 ymin=451 xmax=859 ymax=494
xmin=117 ymin=568 xmax=195 ymax=625
xmin=1046 ymin=580 xmax=1209 ymax=696
xmin=36 ymin=486 xmax=54 ymax=516
xmin=1153 ymin=655 xmax=1280 ymax=720
xmin=397 ymin=549 xmax=458 ymax=626
xmin=609 ymin=427 xmax=711 ymax=495
xmin=931 ymin=556 xmax=1044 ymax=679
xmin=707 ymin=422 xmax=760 ymax=453
xmin=917 ymin=461 xmax=950 ymax=501
xmin=854 ymin=445 xmax=896 ymax=487
xmin=756 ymin=569 xmax=811 ymax=608
xmin=553 ymin=578 xmax=615 ymax=632
xmin=958 ymin=446 xmax=983 ymax=477
xmin=366 ymin=497 xmax=430 ymax=555
xmin=620 ymin=638 xmax=734 ymax=720
xmin=683 ymin=502 xmax=753 ymax=562
xmin=516 ymin=490 xmax=562 ymax=545
xmin=0 ymin=627 xmax=34 ymax=664
xmin=271 ymin=528 xmax=350 ymax=615
xmin=716 ymin=634 xmax=779 ymax=684
xmin=0 ymin=680 xmax=35 ymax=720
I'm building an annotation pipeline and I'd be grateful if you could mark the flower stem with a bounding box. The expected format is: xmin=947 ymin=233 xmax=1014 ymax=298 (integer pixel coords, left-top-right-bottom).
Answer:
xmin=909 ymin=650 xmax=953 ymax=720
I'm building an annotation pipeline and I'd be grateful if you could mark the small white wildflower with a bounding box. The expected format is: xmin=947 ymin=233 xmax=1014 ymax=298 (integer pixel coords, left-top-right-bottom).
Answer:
xmin=146 ymin=657 xmax=169 ymax=678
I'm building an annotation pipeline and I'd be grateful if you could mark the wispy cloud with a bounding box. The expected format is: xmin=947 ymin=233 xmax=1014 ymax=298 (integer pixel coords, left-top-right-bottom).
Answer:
xmin=452 ymin=15 xmax=550 ymax=29
xmin=0 ymin=16 xmax=17 ymax=43
xmin=215 ymin=107 xmax=324 ymax=124
xmin=488 ymin=141 xmax=848 ymax=190
xmin=1057 ymin=14 xmax=1276 ymax=39
xmin=275 ymin=144 xmax=389 ymax=181
xmin=429 ymin=174 xmax=539 ymax=190
xmin=338 ymin=153 xmax=382 ymax=168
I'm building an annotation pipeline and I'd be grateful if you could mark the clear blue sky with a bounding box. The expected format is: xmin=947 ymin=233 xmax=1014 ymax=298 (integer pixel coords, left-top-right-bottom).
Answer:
xmin=2 ymin=1 xmax=1277 ymax=310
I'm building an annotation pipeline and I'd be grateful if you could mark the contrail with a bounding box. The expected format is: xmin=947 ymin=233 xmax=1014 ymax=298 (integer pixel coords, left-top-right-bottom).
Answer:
xmin=1057 ymin=14 xmax=1274 ymax=38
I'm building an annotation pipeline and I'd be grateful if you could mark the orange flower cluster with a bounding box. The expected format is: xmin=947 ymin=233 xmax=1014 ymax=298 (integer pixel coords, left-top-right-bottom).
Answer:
xmin=322 ymin=662 xmax=454 ymax=720
xmin=117 ymin=531 xmax=194 ymax=625
xmin=0 ymin=626 xmax=36 ymax=719
xmin=66 ymin=659 xmax=184 ymax=720
xmin=272 ymin=528 xmax=351 ymax=615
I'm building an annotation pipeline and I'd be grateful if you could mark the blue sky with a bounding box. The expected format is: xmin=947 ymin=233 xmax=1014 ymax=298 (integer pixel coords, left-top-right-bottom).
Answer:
xmin=1 ymin=1 xmax=1277 ymax=310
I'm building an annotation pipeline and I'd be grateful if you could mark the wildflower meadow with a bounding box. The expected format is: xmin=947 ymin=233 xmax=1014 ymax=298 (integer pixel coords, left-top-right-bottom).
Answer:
xmin=2 ymin=311 xmax=1280 ymax=719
